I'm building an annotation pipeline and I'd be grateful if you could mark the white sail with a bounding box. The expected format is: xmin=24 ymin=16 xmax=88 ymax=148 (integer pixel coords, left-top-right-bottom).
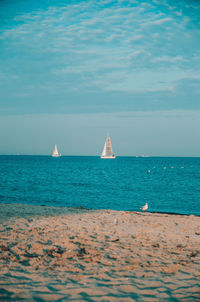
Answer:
xmin=101 ymin=134 xmax=116 ymax=159
xmin=52 ymin=144 xmax=61 ymax=157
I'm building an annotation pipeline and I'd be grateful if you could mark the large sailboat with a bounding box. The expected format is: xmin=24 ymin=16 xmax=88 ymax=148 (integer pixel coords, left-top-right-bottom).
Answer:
xmin=101 ymin=134 xmax=116 ymax=159
xmin=52 ymin=144 xmax=61 ymax=157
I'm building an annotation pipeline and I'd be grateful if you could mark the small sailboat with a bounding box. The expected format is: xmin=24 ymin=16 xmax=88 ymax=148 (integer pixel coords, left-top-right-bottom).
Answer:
xmin=101 ymin=134 xmax=116 ymax=159
xmin=52 ymin=144 xmax=61 ymax=157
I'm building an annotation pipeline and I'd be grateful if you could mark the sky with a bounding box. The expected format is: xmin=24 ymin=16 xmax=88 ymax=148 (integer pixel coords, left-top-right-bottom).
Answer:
xmin=0 ymin=0 xmax=200 ymax=156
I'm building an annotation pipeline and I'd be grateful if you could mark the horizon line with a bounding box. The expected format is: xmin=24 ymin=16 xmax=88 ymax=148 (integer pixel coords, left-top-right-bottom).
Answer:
xmin=0 ymin=154 xmax=200 ymax=158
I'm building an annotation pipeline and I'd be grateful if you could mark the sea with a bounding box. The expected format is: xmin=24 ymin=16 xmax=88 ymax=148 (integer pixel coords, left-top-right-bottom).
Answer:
xmin=0 ymin=155 xmax=200 ymax=216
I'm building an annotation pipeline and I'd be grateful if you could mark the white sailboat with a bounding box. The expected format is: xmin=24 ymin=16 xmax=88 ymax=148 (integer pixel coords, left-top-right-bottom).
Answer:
xmin=101 ymin=134 xmax=116 ymax=159
xmin=52 ymin=144 xmax=61 ymax=157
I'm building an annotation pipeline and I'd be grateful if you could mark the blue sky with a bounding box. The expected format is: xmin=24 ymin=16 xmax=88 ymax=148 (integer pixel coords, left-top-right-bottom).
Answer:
xmin=0 ymin=0 xmax=200 ymax=155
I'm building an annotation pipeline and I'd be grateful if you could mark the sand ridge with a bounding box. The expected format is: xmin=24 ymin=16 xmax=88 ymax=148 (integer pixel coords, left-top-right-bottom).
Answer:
xmin=0 ymin=204 xmax=200 ymax=301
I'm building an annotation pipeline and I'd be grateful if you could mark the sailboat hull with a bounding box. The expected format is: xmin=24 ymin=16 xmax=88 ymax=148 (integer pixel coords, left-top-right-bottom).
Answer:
xmin=101 ymin=156 xmax=116 ymax=159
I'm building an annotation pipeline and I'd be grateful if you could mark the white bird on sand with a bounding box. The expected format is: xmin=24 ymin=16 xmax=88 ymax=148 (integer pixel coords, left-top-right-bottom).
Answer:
xmin=114 ymin=218 xmax=118 ymax=225
xmin=141 ymin=203 xmax=148 ymax=211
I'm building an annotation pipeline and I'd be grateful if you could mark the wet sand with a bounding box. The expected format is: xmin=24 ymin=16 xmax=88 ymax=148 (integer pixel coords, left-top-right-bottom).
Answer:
xmin=0 ymin=203 xmax=200 ymax=301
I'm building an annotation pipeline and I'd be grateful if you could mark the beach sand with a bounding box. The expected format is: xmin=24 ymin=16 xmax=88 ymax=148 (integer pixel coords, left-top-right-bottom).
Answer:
xmin=0 ymin=203 xmax=200 ymax=301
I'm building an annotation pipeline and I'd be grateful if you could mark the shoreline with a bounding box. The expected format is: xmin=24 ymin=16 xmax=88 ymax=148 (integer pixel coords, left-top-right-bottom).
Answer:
xmin=0 ymin=202 xmax=199 ymax=222
xmin=0 ymin=202 xmax=200 ymax=301
xmin=0 ymin=202 xmax=93 ymax=223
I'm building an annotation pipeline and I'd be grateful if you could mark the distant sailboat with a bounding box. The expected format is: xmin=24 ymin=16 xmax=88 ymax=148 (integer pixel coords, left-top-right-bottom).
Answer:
xmin=52 ymin=144 xmax=61 ymax=157
xmin=101 ymin=134 xmax=116 ymax=159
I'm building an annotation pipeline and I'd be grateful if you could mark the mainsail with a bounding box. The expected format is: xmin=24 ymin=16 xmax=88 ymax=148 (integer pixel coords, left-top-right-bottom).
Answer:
xmin=52 ymin=144 xmax=61 ymax=157
xmin=101 ymin=134 xmax=116 ymax=159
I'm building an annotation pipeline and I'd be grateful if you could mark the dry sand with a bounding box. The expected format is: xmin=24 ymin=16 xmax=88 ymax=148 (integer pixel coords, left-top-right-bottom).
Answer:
xmin=0 ymin=203 xmax=200 ymax=301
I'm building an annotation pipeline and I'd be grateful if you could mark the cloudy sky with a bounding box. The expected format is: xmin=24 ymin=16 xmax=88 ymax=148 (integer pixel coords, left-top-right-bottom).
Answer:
xmin=0 ymin=0 xmax=200 ymax=156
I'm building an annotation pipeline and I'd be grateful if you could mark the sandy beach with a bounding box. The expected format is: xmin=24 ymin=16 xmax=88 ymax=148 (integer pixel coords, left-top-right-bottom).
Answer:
xmin=0 ymin=203 xmax=200 ymax=301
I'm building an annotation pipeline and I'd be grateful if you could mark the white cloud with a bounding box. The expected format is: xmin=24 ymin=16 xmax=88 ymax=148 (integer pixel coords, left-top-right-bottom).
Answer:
xmin=1 ymin=0 xmax=200 ymax=109
xmin=89 ymin=70 xmax=200 ymax=94
xmin=141 ymin=16 xmax=173 ymax=27
xmin=126 ymin=34 xmax=143 ymax=43
xmin=153 ymin=56 xmax=186 ymax=63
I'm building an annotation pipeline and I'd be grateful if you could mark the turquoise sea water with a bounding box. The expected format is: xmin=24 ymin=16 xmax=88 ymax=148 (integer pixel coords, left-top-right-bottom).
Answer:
xmin=0 ymin=156 xmax=200 ymax=215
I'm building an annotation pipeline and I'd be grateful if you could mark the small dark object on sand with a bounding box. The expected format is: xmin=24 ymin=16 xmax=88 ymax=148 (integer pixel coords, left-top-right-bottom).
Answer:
xmin=77 ymin=247 xmax=87 ymax=257
xmin=189 ymin=250 xmax=199 ymax=258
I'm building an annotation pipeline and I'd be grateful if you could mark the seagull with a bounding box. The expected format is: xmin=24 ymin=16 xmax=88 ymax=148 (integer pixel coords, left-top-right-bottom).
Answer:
xmin=141 ymin=203 xmax=148 ymax=211
xmin=114 ymin=218 xmax=118 ymax=225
